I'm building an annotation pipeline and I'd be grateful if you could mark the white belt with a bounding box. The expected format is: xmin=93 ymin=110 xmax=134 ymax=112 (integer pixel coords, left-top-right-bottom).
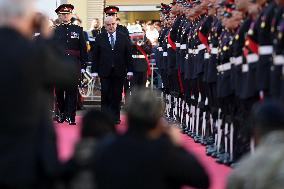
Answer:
xmin=193 ymin=49 xmax=199 ymax=55
xmin=180 ymin=44 xmax=187 ymax=50
xmin=158 ymin=47 xmax=163 ymax=51
xmin=217 ymin=62 xmax=231 ymax=72
xmin=132 ymin=55 xmax=145 ymax=59
xmin=259 ymin=46 xmax=273 ymax=55
xmin=242 ymin=64 xmax=249 ymax=73
xmin=234 ymin=56 xmax=243 ymax=65
xmin=175 ymin=43 xmax=181 ymax=47
xmin=185 ymin=54 xmax=189 ymax=60
xmin=211 ymin=48 xmax=218 ymax=55
xmin=163 ymin=52 xmax=168 ymax=56
xmin=204 ymin=53 xmax=210 ymax=59
xmin=188 ymin=49 xmax=193 ymax=54
xmin=198 ymin=44 xmax=206 ymax=51
xmin=230 ymin=57 xmax=234 ymax=64
xmin=274 ymin=55 xmax=284 ymax=65
xmin=247 ymin=54 xmax=259 ymax=63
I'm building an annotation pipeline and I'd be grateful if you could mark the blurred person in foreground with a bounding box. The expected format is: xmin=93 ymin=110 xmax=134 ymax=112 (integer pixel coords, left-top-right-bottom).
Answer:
xmin=94 ymin=88 xmax=210 ymax=189
xmin=0 ymin=0 xmax=77 ymax=188
xmin=91 ymin=16 xmax=133 ymax=124
xmin=227 ymin=100 xmax=284 ymax=189
xmin=63 ymin=109 xmax=116 ymax=189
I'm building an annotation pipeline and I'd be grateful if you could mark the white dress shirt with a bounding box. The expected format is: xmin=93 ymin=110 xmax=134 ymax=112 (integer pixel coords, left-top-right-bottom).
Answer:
xmin=108 ymin=32 xmax=116 ymax=46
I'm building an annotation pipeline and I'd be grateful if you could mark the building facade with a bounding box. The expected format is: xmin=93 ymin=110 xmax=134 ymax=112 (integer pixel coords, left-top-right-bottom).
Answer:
xmin=65 ymin=0 xmax=171 ymax=29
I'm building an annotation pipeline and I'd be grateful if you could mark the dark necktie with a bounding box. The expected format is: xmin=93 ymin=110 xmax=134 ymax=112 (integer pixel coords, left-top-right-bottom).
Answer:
xmin=110 ymin=34 xmax=115 ymax=50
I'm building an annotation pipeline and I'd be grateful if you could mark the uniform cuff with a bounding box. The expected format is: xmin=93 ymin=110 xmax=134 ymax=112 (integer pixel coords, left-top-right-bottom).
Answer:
xmin=127 ymin=72 xmax=133 ymax=76
xmin=91 ymin=73 xmax=98 ymax=77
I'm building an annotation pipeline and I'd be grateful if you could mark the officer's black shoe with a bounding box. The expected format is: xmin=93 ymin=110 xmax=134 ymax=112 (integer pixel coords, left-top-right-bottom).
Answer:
xmin=56 ymin=113 xmax=65 ymax=123
xmin=68 ymin=118 xmax=76 ymax=125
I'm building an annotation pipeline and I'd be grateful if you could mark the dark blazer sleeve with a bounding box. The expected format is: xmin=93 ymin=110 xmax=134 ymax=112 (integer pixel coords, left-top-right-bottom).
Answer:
xmin=165 ymin=145 xmax=210 ymax=189
xmin=79 ymin=27 xmax=88 ymax=69
xmin=91 ymin=34 xmax=101 ymax=73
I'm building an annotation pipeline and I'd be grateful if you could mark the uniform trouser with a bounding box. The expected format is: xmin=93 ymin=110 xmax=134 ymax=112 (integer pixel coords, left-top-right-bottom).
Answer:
xmin=198 ymin=74 xmax=207 ymax=102
xmin=101 ymin=75 xmax=124 ymax=121
xmin=234 ymin=97 xmax=257 ymax=159
xmin=169 ymin=70 xmax=181 ymax=95
xmin=55 ymin=85 xmax=78 ymax=120
xmin=133 ymin=71 xmax=147 ymax=88
xmin=161 ymin=70 xmax=170 ymax=93
xmin=183 ymin=78 xmax=191 ymax=101
xmin=207 ymin=82 xmax=218 ymax=120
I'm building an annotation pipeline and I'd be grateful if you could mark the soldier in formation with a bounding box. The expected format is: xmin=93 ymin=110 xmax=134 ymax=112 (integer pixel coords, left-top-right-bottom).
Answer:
xmin=158 ymin=0 xmax=284 ymax=165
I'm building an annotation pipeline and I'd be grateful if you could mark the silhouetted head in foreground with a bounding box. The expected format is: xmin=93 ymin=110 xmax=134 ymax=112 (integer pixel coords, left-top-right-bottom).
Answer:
xmin=125 ymin=88 xmax=164 ymax=134
xmin=82 ymin=109 xmax=116 ymax=139
xmin=251 ymin=100 xmax=284 ymax=145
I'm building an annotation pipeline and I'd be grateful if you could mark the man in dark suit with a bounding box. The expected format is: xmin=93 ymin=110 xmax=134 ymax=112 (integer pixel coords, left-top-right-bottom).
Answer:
xmin=92 ymin=16 xmax=133 ymax=124
xmin=94 ymin=89 xmax=210 ymax=189
xmin=0 ymin=0 xmax=77 ymax=188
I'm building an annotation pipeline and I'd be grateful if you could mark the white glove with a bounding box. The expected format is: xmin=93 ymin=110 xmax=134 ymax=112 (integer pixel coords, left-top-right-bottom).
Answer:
xmin=91 ymin=72 xmax=98 ymax=78
xmin=127 ymin=72 xmax=133 ymax=76
xmin=81 ymin=69 xmax=86 ymax=74
xmin=127 ymin=72 xmax=133 ymax=80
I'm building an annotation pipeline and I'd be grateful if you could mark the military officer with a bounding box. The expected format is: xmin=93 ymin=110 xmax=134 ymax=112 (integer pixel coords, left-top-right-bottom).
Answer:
xmin=131 ymin=33 xmax=152 ymax=87
xmin=53 ymin=4 xmax=88 ymax=125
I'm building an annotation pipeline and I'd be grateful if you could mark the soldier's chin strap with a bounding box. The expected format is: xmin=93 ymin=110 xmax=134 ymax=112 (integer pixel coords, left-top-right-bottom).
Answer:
xmin=136 ymin=44 xmax=151 ymax=77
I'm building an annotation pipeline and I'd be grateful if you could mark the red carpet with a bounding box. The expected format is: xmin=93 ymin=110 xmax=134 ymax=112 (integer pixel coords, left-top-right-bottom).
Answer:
xmin=54 ymin=115 xmax=231 ymax=189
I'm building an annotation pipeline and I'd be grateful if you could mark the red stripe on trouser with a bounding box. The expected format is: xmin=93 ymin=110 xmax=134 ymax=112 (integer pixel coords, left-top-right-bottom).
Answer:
xmin=178 ymin=67 xmax=184 ymax=94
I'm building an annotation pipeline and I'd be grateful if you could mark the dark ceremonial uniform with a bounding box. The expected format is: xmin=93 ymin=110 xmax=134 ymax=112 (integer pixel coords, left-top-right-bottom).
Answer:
xmin=196 ymin=14 xmax=213 ymax=114
xmin=240 ymin=20 xmax=260 ymax=100
xmin=190 ymin=17 xmax=204 ymax=106
xmin=231 ymin=18 xmax=252 ymax=98
xmin=230 ymin=18 xmax=252 ymax=161
xmin=255 ymin=0 xmax=277 ymax=94
xmin=161 ymin=28 xmax=171 ymax=93
xmin=207 ymin=18 xmax=222 ymax=121
xmin=276 ymin=12 xmax=284 ymax=101
xmin=270 ymin=7 xmax=284 ymax=98
xmin=131 ymin=38 xmax=152 ymax=87
xmin=180 ymin=20 xmax=192 ymax=100
xmin=215 ymin=29 xmax=235 ymax=164
xmin=54 ymin=22 xmax=88 ymax=124
xmin=187 ymin=18 xmax=199 ymax=93
xmin=176 ymin=15 xmax=187 ymax=78
xmin=167 ymin=15 xmax=183 ymax=95
xmin=157 ymin=27 xmax=168 ymax=74
xmin=199 ymin=15 xmax=213 ymax=85
xmin=217 ymin=29 xmax=234 ymax=99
